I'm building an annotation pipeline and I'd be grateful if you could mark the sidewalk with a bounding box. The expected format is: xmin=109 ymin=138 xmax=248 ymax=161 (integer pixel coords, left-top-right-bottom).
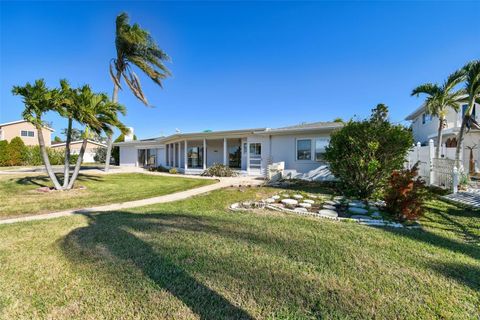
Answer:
xmin=0 ymin=176 xmax=265 ymax=225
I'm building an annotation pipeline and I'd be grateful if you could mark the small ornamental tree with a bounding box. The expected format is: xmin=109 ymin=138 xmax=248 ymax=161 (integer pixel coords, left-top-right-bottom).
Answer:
xmin=6 ymin=137 xmax=27 ymax=166
xmin=324 ymin=104 xmax=413 ymax=199
xmin=384 ymin=163 xmax=428 ymax=221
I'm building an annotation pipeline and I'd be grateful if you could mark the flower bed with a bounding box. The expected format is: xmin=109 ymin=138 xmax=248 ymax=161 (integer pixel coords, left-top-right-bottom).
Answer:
xmin=230 ymin=192 xmax=421 ymax=229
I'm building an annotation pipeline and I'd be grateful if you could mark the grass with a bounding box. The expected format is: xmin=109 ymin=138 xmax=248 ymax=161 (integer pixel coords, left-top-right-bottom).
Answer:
xmin=0 ymin=186 xmax=478 ymax=319
xmin=0 ymin=173 xmax=216 ymax=218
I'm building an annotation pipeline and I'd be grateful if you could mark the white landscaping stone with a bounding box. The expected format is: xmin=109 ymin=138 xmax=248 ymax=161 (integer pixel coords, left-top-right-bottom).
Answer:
xmin=308 ymin=194 xmax=318 ymax=199
xmin=298 ymin=203 xmax=312 ymax=208
xmin=351 ymin=215 xmax=372 ymax=220
xmin=281 ymin=199 xmax=298 ymax=206
xmin=348 ymin=201 xmax=366 ymax=208
xmin=348 ymin=207 xmax=368 ymax=214
xmin=371 ymin=211 xmax=382 ymax=218
xmin=324 ymin=200 xmax=338 ymax=206
xmin=318 ymin=209 xmax=338 ymax=218
xmin=293 ymin=194 xmax=303 ymax=199
xmin=303 ymin=199 xmax=315 ymax=204
xmin=272 ymin=195 xmax=281 ymax=200
xmin=294 ymin=207 xmax=308 ymax=213
xmin=322 ymin=204 xmax=336 ymax=210
xmin=265 ymin=198 xmax=276 ymax=203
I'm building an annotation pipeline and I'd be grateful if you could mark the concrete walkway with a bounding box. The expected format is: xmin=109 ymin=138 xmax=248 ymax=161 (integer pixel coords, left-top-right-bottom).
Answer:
xmin=0 ymin=176 xmax=265 ymax=225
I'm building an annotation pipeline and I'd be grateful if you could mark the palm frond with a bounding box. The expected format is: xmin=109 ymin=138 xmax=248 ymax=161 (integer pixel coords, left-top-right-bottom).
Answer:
xmin=411 ymin=83 xmax=440 ymax=97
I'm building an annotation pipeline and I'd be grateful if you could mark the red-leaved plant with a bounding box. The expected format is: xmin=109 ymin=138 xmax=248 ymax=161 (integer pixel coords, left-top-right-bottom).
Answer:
xmin=384 ymin=163 xmax=428 ymax=221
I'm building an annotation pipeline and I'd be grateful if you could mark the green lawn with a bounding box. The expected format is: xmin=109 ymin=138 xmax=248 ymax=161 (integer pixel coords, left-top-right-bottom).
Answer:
xmin=0 ymin=173 xmax=216 ymax=218
xmin=0 ymin=187 xmax=478 ymax=319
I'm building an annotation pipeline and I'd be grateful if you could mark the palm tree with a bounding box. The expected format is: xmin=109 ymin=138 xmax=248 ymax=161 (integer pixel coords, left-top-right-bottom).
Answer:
xmin=411 ymin=69 xmax=466 ymax=158
xmin=12 ymin=80 xmax=63 ymax=190
xmin=67 ymin=88 xmax=128 ymax=189
xmin=455 ymin=60 xmax=480 ymax=167
xmin=104 ymin=12 xmax=171 ymax=171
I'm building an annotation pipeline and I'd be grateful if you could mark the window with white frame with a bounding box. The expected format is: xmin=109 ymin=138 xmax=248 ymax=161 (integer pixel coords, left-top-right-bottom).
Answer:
xmin=296 ymin=139 xmax=312 ymax=160
xmin=315 ymin=139 xmax=329 ymax=161
xmin=21 ymin=130 xmax=34 ymax=137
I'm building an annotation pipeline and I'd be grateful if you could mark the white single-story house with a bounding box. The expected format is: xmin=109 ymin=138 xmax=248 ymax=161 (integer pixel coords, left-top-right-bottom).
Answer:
xmin=114 ymin=121 xmax=343 ymax=180
xmin=51 ymin=139 xmax=107 ymax=163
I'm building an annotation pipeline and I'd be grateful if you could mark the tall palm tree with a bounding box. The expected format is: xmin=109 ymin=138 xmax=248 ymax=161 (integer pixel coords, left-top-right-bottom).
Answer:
xmin=67 ymin=88 xmax=128 ymax=189
xmin=12 ymin=80 xmax=63 ymax=190
xmin=104 ymin=12 xmax=171 ymax=171
xmin=455 ymin=60 xmax=480 ymax=167
xmin=57 ymin=79 xmax=76 ymax=188
xmin=411 ymin=69 xmax=466 ymax=158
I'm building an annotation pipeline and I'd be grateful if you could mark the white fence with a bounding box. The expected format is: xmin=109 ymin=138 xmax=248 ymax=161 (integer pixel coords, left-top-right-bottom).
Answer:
xmin=405 ymin=139 xmax=461 ymax=193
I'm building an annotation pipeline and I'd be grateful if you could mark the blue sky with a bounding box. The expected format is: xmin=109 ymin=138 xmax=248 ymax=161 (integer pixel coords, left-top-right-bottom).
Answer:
xmin=1 ymin=1 xmax=479 ymax=140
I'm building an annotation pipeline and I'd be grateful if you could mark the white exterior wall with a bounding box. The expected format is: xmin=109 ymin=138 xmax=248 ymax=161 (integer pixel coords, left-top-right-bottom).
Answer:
xmin=206 ymin=139 xmax=223 ymax=166
xmin=119 ymin=146 xmax=137 ymax=166
xmin=268 ymin=133 xmax=333 ymax=180
xmin=156 ymin=147 xmax=166 ymax=167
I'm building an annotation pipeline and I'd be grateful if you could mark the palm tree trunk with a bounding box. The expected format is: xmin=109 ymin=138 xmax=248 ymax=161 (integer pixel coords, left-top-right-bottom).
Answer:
xmin=67 ymin=138 xmax=88 ymax=189
xmin=35 ymin=123 xmax=62 ymax=190
xmin=104 ymin=71 xmax=121 ymax=172
xmin=63 ymin=117 xmax=73 ymax=188
xmin=436 ymin=117 xmax=444 ymax=159
xmin=455 ymin=101 xmax=475 ymax=169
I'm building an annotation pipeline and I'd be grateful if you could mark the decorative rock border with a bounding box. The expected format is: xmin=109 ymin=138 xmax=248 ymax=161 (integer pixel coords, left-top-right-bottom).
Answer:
xmin=229 ymin=192 xmax=420 ymax=229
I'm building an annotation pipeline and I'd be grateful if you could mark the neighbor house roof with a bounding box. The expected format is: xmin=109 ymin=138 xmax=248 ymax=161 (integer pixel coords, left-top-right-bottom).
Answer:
xmin=51 ymin=139 xmax=107 ymax=148
xmin=405 ymin=103 xmax=427 ymax=121
xmin=0 ymin=119 xmax=55 ymax=132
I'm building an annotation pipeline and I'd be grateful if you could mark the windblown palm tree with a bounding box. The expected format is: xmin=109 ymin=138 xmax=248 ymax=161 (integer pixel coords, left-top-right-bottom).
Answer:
xmin=12 ymin=80 xmax=63 ymax=190
xmin=104 ymin=12 xmax=171 ymax=171
xmin=411 ymin=69 xmax=466 ymax=158
xmin=455 ymin=60 xmax=480 ymax=167
xmin=67 ymin=87 xmax=128 ymax=189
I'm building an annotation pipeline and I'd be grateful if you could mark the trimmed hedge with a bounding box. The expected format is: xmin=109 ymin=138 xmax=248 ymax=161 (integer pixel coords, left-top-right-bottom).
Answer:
xmin=0 ymin=140 xmax=78 ymax=166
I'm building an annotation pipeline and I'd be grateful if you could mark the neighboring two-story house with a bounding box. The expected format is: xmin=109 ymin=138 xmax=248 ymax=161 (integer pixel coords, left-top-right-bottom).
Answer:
xmin=0 ymin=120 xmax=54 ymax=146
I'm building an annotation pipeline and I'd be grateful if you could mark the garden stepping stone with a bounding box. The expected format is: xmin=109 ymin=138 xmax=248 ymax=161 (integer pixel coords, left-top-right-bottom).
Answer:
xmin=293 ymin=194 xmax=303 ymax=199
xmin=298 ymin=203 xmax=312 ymax=208
xmin=303 ymin=199 xmax=315 ymax=204
xmin=324 ymin=200 xmax=338 ymax=206
xmin=348 ymin=201 xmax=366 ymax=208
xmin=322 ymin=204 xmax=336 ymax=210
xmin=351 ymin=215 xmax=372 ymax=220
xmin=348 ymin=207 xmax=368 ymax=214
xmin=281 ymin=199 xmax=298 ymax=206
xmin=318 ymin=209 xmax=338 ymax=218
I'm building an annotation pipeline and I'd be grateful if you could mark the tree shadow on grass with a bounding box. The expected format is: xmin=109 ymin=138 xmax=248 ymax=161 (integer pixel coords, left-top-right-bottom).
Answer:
xmin=428 ymin=261 xmax=480 ymax=292
xmin=14 ymin=174 xmax=102 ymax=188
xmin=61 ymin=211 xmax=254 ymax=320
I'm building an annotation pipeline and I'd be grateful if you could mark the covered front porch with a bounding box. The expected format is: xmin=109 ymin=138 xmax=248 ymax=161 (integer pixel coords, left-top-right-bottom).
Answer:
xmin=163 ymin=136 xmax=263 ymax=175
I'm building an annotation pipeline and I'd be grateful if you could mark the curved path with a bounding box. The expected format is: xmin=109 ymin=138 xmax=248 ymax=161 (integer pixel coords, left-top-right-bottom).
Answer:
xmin=0 ymin=176 xmax=264 ymax=225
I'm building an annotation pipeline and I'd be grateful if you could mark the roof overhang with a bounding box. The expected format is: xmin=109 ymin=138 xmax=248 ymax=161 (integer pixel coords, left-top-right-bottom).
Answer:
xmin=405 ymin=103 xmax=426 ymax=121
xmin=159 ymin=128 xmax=266 ymax=143
xmin=0 ymin=119 xmax=55 ymax=132
xmin=51 ymin=139 xmax=107 ymax=148
xmin=254 ymin=124 xmax=343 ymax=135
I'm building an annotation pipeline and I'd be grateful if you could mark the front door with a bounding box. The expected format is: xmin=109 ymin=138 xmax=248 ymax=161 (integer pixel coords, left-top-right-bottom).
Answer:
xmin=249 ymin=142 xmax=262 ymax=173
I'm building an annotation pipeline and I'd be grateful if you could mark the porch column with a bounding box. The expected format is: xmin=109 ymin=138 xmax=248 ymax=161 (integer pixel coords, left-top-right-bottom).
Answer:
xmin=246 ymin=142 xmax=250 ymax=173
xmin=223 ymin=138 xmax=227 ymax=166
xmin=184 ymin=140 xmax=188 ymax=170
xmin=169 ymin=144 xmax=173 ymax=167
xmin=203 ymin=138 xmax=207 ymax=170
xmin=177 ymin=143 xmax=181 ymax=169
xmin=173 ymin=143 xmax=177 ymax=167
xmin=164 ymin=145 xmax=167 ymax=167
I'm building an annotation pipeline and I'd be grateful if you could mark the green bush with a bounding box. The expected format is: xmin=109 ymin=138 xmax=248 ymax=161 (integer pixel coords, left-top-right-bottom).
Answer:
xmin=0 ymin=140 xmax=8 ymax=166
xmin=169 ymin=168 xmax=178 ymax=174
xmin=22 ymin=146 xmax=79 ymax=166
xmin=148 ymin=165 xmax=169 ymax=173
xmin=201 ymin=163 xmax=238 ymax=177
xmin=94 ymin=147 xmax=107 ymax=163
xmin=6 ymin=137 xmax=26 ymax=166
xmin=324 ymin=104 xmax=413 ymax=199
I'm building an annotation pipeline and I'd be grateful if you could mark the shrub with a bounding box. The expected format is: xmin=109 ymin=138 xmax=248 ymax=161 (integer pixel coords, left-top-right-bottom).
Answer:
xmin=22 ymin=146 xmax=78 ymax=166
xmin=0 ymin=140 xmax=8 ymax=166
xmin=384 ymin=163 xmax=428 ymax=221
xmin=94 ymin=147 xmax=107 ymax=163
xmin=6 ymin=137 xmax=26 ymax=166
xmin=324 ymin=104 xmax=413 ymax=199
xmin=201 ymin=163 xmax=238 ymax=177
xmin=148 ymin=165 xmax=169 ymax=173
xmin=169 ymin=168 xmax=178 ymax=174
